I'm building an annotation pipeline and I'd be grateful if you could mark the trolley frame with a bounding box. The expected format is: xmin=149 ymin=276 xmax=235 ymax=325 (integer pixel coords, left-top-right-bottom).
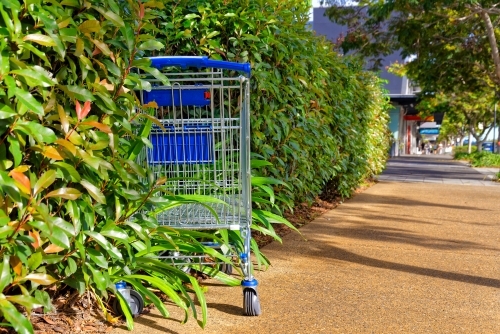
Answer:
xmin=138 ymin=56 xmax=260 ymax=315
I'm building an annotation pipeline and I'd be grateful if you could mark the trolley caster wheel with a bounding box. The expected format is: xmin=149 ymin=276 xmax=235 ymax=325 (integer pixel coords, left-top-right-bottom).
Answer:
xmin=220 ymin=263 xmax=233 ymax=275
xmin=113 ymin=290 xmax=144 ymax=318
xmin=243 ymin=288 xmax=261 ymax=316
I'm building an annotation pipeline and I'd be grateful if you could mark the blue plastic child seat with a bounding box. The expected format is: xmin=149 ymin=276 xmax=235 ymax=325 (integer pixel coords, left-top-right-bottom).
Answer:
xmin=148 ymin=125 xmax=212 ymax=164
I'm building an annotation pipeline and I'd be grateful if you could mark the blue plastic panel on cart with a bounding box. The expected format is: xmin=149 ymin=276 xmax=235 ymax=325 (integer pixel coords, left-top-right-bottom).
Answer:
xmin=143 ymin=88 xmax=210 ymax=107
xmin=148 ymin=125 xmax=212 ymax=164
xmin=148 ymin=56 xmax=251 ymax=75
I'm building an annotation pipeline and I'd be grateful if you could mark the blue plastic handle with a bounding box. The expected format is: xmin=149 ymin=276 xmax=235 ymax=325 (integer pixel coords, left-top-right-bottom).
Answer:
xmin=148 ymin=56 xmax=251 ymax=75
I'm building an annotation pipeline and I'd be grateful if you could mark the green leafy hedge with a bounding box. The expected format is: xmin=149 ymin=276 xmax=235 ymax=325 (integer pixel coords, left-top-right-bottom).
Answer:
xmin=0 ymin=0 xmax=241 ymax=332
xmin=149 ymin=0 xmax=391 ymax=202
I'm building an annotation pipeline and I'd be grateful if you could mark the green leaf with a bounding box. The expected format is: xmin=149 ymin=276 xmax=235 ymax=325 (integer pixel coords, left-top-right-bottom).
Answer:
xmin=189 ymin=275 xmax=207 ymax=328
xmin=6 ymin=295 xmax=43 ymax=312
xmin=93 ymin=7 xmax=124 ymax=27
xmin=23 ymin=273 xmax=57 ymax=285
xmin=7 ymin=136 xmax=21 ymax=167
xmin=14 ymin=121 xmax=57 ymax=144
xmin=18 ymin=42 xmax=50 ymax=65
xmin=86 ymin=263 xmax=107 ymax=291
xmin=0 ymin=299 xmax=33 ymax=334
xmin=115 ymin=290 xmax=134 ymax=330
xmin=120 ymin=25 xmax=134 ymax=51
xmin=60 ymin=85 xmax=96 ymax=101
xmin=11 ymin=67 xmax=56 ymax=87
xmin=87 ymin=248 xmax=108 ymax=269
xmin=52 ymin=162 xmax=81 ymax=182
xmin=12 ymin=88 xmax=44 ymax=116
xmin=118 ymin=278 xmax=169 ymax=318
xmin=64 ymin=257 xmax=78 ymax=277
xmin=45 ymin=187 xmax=82 ymax=200
xmin=251 ymin=176 xmax=289 ymax=188
xmin=137 ymin=66 xmax=169 ymax=85
xmin=0 ymin=103 xmax=16 ymax=119
xmin=184 ymin=13 xmax=200 ymax=20
xmin=28 ymin=251 xmax=43 ymax=271
xmin=34 ymin=290 xmax=53 ymax=312
xmin=23 ymin=33 xmax=55 ymax=46
xmin=84 ymin=231 xmax=123 ymax=260
xmin=34 ymin=170 xmax=57 ymax=195
xmin=49 ymin=225 xmax=71 ymax=249
xmin=92 ymin=39 xmax=112 ymax=56
xmin=251 ymin=160 xmax=273 ymax=168
xmin=0 ymin=255 xmax=12 ymax=291
xmin=0 ymin=171 xmax=21 ymax=204
xmin=138 ymin=40 xmax=165 ymax=51
xmin=124 ymin=274 xmax=188 ymax=313
xmin=100 ymin=225 xmax=129 ymax=244
xmin=198 ymin=265 xmax=241 ymax=286
xmin=80 ymin=180 xmax=106 ymax=204
xmin=0 ymin=50 xmax=9 ymax=77
xmin=78 ymin=20 xmax=101 ymax=33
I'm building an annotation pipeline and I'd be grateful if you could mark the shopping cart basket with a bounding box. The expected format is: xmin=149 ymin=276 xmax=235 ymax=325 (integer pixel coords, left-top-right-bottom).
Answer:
xmin=137 ymin=56 xmax=260 ymax=316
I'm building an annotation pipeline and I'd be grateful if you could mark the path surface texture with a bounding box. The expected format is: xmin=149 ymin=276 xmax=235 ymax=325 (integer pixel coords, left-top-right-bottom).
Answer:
xmin=115 ymin=155 xmax=500 ymax=334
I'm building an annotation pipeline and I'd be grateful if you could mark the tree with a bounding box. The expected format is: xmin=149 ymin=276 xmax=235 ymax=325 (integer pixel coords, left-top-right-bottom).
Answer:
xmin=324 ymin=0 xmax=500 ymax=95
xmin=419 ymin=90 xmax=496 ymax=152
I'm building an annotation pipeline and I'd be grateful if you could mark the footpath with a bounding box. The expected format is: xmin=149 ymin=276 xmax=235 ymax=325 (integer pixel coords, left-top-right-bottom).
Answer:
xmin=114 ymin=155 xmax=500 ymax=334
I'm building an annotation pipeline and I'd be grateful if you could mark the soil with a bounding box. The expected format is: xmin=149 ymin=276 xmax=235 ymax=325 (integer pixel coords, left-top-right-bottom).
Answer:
xmin=1 ymin=180 xmax=376 ymax=334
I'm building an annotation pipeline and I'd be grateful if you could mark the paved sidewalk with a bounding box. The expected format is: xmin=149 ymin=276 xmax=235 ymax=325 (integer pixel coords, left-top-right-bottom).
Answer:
xmin=378 ymin=155 xmax=500 ymax=186
xmin=114 ymin=156 xmax=500 ymax=333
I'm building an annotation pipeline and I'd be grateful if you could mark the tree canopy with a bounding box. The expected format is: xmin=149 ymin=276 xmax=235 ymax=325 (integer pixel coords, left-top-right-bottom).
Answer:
xmin=325 ymin=0 xmax=500 ymax=95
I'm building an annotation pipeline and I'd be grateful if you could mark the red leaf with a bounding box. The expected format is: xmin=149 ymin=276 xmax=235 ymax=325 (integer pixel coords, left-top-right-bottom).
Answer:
xmin=75 ymin=100 xmax=82 ymax=120
xmin=29 ymin=230 xmax=42 ymax=249
xmin=9 ymin=170 xmax=31 ymax=194
xmin=76 ymin=100 xmax=91 ymax=120
xmin=81 ymin=101 xmax=91 ymax=119
xmin=139 ymin=2 xmax=145 ymax=19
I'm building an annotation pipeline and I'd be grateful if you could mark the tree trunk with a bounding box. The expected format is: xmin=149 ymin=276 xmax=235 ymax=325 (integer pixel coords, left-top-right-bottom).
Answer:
xmin=468 ymin=129 xmax=472 ymax=154
xmin=478 ymin=8 xmax=500 ymax=87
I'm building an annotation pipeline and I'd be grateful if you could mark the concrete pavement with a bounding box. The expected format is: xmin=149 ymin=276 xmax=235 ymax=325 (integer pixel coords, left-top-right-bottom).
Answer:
xmin=378 ymin=154 xmax=500 ymax=186
xmin=114 ymin=155 xmax=500 ymax=333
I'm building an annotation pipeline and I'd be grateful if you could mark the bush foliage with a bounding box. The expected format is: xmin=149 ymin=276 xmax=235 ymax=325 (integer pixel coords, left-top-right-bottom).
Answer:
xmin=454 ymin=149 xmax=500 ymax=167
xmin=152 ymin=0 xmax=392 ymax=201
xmin=0 ymin=0 xmax=390 ymax=332
xmin=0 ymin=0 xmax=241 ymax=332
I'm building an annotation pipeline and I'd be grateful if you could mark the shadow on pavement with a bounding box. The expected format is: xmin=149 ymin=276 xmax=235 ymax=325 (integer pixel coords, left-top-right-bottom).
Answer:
xmin=119 ymin=317 xmax=181 ymax=334
xmin=346 ymin=193 xmax=487 ymax=211
xmin=206 ymin=303 xmax=243 ymax=316
xmin=310 ymin=245 xmax=500 ymax=289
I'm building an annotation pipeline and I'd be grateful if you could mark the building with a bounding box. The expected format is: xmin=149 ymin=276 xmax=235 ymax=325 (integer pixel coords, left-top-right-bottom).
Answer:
xmin=312 ymin=7 xmax=440 ymax=156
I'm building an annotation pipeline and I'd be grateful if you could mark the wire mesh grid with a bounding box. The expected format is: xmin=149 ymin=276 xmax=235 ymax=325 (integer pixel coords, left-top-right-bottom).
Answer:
xmin=138 ymin=68 xmax=249 ymax=230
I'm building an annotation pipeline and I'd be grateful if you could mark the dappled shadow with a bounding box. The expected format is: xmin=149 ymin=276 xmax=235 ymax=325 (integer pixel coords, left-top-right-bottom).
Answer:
xmin=132 ymin=312 xmax=182 ymax=334
xmin=342 ymin=192 xmax=486 ymax=211
xmin=315 ymin=223 xmax=498 ymax=252
xmin=206 ymin=302 xmax=243 ymax=316
xmin=306 ymin=244 xmax=500 ymax=289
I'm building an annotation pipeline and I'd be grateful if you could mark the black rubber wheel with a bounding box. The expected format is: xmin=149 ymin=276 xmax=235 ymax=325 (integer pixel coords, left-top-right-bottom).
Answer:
xmin=243 ymin=288 xmax=261 ymax=316
xmin=220 ymin=263 xmax=233 ymax=275
xmin=113 ymin=290 xmax=144 ymax=318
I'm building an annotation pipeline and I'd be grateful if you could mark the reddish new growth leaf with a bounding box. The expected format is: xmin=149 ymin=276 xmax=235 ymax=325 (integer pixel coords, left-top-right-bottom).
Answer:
xmin=139 ymin=1 xmax=145 ymax=20
xmin=75 ymin=100 xmax=91 ymax=120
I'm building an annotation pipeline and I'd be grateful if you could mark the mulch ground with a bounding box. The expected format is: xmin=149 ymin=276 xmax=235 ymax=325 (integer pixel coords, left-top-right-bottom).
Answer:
xmin=1 ymin=180 xmax=376 ymax=334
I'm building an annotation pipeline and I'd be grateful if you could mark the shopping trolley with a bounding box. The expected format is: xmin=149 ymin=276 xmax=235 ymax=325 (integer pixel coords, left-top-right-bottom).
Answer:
xmin=137 ymin=56 xmax=260 ymax=316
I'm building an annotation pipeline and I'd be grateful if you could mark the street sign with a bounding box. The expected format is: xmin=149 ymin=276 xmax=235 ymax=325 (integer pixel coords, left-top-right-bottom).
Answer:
xmin=419 ymin=128 xmax=440 ymax=135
